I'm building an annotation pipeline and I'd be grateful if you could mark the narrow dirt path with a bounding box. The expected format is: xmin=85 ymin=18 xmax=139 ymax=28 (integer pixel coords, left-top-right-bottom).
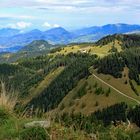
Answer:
xmin=91 ymin=73 xmax=140 ymax=104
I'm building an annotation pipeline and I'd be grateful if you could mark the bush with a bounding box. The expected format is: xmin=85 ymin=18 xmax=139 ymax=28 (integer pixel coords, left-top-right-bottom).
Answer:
xmin=105 ymin=88 xmax=111 ymax=97
xmin=95 ymin=87 xmax=104 ymax=95
xmin=20 ymin=127 xmax=50 ymax=140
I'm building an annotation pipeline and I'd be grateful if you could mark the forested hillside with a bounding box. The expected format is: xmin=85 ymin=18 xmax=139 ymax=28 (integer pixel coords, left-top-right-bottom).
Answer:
xmin=25 ymin=53 xmax=97 ymax=112
xmin=96 ymin=34 xmax=140 ymax=49
xmin=95 ymin=48 xmax=140 ymax=96
xmin=0 ymin=34 xmax=140 ymax=139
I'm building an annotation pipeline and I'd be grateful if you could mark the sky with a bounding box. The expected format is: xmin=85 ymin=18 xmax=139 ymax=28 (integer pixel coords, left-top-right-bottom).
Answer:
xmin=0 ymin=0 xmax=140 ymax=31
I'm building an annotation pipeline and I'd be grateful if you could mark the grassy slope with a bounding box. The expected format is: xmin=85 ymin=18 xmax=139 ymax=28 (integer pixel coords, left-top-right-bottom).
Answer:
xmin=46 ymin=40 xmax=140 ymax=115
xmin=50 ymin=40 xmax=122 ymax=57
xmin=56 ymin=72 xmax=136 ymax=115
xmin=4 ymin=39 xmax=139 ymax=115
xmin=90 ymin=67 xmax=140 ymax=102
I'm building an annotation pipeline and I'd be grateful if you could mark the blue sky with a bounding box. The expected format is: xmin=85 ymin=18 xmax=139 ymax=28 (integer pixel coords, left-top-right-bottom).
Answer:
xmin=0 ymin=0 xmax=139 ymax=30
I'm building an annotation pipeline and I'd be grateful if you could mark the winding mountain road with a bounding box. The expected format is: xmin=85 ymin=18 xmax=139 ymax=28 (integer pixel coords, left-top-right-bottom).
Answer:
xmin=91 ymin=73 xmax=140 ymax=104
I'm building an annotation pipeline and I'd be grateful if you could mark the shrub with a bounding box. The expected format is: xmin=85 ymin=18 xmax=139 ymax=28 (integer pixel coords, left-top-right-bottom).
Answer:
xmin=105 ymin=88 xmax=111 ymax=97
xmin=95 ymin=87 xmax=104 ymax=95
xmin=20 ymin=127 xmax=50 ymax=140
xmin=75 ymin=82 xmax=88 ymax=98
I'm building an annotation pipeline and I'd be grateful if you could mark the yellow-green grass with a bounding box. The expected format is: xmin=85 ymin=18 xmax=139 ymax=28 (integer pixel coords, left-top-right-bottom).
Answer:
xmin=1 ymin=53 xmax=12 ymax=59
xmin=56 ymin=71 xmax=136 ymax=115
xmin=50 ymin=40 xmax=122 ymax=58
xmin=49 ymin=45 xmax=80 ymax=56
xmin=82 ymin=40 xmax=122 ymax=57
xmin=22 ymin=67 xmax=64 ymax=105
xmin=90 ymin=67 xmax=140 ymax=102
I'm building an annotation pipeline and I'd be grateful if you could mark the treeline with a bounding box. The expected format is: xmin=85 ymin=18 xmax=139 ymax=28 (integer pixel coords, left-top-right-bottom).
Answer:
xmin=0 ymin=54 xmax=61 ymax=97
xmin=0 ymin=52 xmax=97 ymax=101
xmin=0 ymin=64 xmax=21 ymax=76
xmin=18 ymin=54 xmax=76 ymax=97
xmin=0 ymin=63 xmax=35 ymax=92
xmin=93 ymin=102 xmax=127 ymax=126
xmin=95 ymin=48 xmax=140 ymax=85
xmin=26 ymin=53 xmax=97 ymax=112
xmin=0 ymin=53 xmax=75 ymax=97
xmin=95 ymin=53 xmax=125 ymax=78
xmin=56 ymin=102 xmax=140 ymax=134
xmin=96 ymin=34 xmax=140 ymax=49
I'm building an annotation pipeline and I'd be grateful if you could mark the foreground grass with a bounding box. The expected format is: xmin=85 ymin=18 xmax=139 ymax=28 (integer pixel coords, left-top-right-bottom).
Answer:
xmin=1 ymin=107 xmax=140 ymax=140
xmin=0 ymin=108 xmax=90 ymax=140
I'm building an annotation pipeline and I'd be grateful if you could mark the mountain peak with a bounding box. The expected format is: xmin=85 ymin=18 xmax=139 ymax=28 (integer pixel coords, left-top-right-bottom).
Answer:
xmin=20 ymin=40 xmax=53 ymax=52
xmin=45 ymin=27 xmax=68 ymax=33
xmin=28 ymin=29 xmax=42 ymax=34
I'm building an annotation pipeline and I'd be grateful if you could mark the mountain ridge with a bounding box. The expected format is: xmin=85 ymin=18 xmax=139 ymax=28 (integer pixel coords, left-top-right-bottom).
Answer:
xmin=1 ymin=23 xmax=140 ymax=52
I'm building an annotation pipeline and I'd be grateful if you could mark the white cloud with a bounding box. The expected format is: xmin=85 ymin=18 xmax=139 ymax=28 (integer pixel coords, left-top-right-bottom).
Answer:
xmin=53 ymin=24 xmax=60 ymax=28
xmin=7 ymin=22 xmax=32 ymax=29
xmin=43 ymin=22 xmax=60 ymax=28
xmin=1 ymin=0 xmax=140 ymax=13
xmin=0 ymin=14 xmax=35 ymax=20
xmin=16 ymin=22 xmax=32 ymax=29
xmin=43 ymin=22 xmax=51 ymax=28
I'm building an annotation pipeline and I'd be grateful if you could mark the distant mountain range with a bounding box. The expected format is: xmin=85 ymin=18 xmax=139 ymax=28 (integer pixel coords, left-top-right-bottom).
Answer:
xmin=0 ymin=40 xmax=56 ymax=63
xmin=0 ymin=28 xmax=20 ymax=37
xmin=0 ymin=23 xmax=140 ymax=52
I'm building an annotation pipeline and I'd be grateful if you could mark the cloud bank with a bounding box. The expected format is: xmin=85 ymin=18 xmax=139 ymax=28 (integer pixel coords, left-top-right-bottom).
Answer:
xmin=0 ymin=0 xmax=139 ymax=29
xmin=43 ymin=22 xmax=60 ymax=28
